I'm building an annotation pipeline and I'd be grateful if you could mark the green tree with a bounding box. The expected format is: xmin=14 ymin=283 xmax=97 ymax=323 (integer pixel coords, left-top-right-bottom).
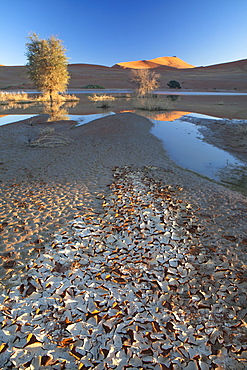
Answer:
xmin=130 ymin=69 xmax=160 ymax=96
xmin=26 ymin=33 xmax=70 ymax=101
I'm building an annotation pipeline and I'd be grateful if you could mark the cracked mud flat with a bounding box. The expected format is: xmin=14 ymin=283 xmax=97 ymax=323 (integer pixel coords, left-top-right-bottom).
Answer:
xmin=1 ymin=167 xmax=247 ymax=370
xmin=0 ymin=113 xmax=247 ymax=369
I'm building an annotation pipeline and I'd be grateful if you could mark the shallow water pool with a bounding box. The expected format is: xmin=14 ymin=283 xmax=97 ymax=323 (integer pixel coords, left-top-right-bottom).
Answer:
xmin=151 ymin=115 xmax=247 ymax=192
xmin=0 ymin=114 xmax=37 ymax=126
xmin=71 ymin=112 xmax=115 ymax=126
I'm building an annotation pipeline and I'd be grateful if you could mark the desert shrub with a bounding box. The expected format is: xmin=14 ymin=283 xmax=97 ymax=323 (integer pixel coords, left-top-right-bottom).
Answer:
xmin=1 ymin=86 xmax=15 ymax=90
xmin=167 ymin=80 xmax=181 ymax=89
xmin=36 ymin=93 xmax=79 ymax=102
xmin=132 ymin=95 xmax=173 ymax=111
xmin=130 ymin=69 xmax=160 ymax=96
xmin=0 ymin=91 xmax=29 ymax=101
xmin=60 ymin=94 xmax=79 ymax=102
xmin=0 ymin=91 xmax=78 ymax=104
xmin=88 ymin=94 xmax=115 ymax=102
xmin=82 ymin=84 xmax=105 ymax=89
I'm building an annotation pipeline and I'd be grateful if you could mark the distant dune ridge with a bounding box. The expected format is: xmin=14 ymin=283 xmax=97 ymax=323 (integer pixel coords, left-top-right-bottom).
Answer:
xmin=114 ymin=56 xmax=195 ymax=69
xmin=0 ymin=56 xmax=247 ymax=91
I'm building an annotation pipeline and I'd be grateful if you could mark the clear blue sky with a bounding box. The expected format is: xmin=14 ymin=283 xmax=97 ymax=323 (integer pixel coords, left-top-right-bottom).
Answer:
xmin=1 ymin=0 xmax=246 ymax=67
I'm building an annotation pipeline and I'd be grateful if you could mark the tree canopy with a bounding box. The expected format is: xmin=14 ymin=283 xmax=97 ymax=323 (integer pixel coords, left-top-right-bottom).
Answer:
xmin=26 ymin=33 xmax=70 ymax=101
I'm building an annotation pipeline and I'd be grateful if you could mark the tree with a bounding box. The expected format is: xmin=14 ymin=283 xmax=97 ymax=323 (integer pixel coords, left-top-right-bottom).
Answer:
xmin=167 ymin=80 xmax=181 ymax=89
xmin=130 ymin=69 xmax=160 ymax=96
xmin=26 ymin=33 xmax=70 ymax=101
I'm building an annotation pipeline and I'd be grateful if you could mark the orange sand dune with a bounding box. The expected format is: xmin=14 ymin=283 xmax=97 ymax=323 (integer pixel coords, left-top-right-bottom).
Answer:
xmin=115 ymin=56 xmax=194 ymax=69
xmin=148 ymin=57 xmax=194 ymax=69
xmin=115 ymin=60 xmax=162 ymax=69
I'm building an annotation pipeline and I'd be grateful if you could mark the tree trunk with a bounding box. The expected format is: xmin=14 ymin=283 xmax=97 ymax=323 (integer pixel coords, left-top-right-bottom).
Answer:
xmin=49 ymin=89 xmax=53 ymax=103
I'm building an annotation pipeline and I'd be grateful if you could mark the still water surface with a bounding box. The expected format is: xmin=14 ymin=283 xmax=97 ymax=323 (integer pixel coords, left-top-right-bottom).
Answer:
xmin=20 ymin=89 xmax=247 ymax=96
xmin=1 ymin=94 xmax=247 ymax=194
xmin=151 ymin=116 xmax=245 ymax=181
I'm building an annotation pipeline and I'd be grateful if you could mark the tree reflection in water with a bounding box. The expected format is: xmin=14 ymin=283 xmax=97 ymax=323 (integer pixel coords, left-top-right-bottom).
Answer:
xmin=42 ymin=100 xmax=78 ymax=121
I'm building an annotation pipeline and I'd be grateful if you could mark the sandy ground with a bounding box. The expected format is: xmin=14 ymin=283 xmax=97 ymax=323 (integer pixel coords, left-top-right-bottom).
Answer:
xmin=195 ymin=118 xmax=247 ymax=163
xmin=0 ymin=113 xmax=247 ymax=368
xmin=0 ymin=111 xmax=246 ymax=279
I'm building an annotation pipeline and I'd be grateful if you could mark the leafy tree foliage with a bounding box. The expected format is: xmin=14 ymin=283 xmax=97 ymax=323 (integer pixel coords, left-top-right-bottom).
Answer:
xmin=167 ymin=80 xmax=181 ymax=89
xmin=26 ymin=33 xmax=70 ymax=101
xmin=130 ymin=69 xmax=160 ymax=96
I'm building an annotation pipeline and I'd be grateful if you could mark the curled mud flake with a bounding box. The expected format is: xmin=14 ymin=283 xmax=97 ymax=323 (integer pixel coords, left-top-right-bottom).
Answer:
xmin=24 ymin=333 xmax=43 ymax=348
xmin=40 ymin=354 xmax=55 ymax=366
xmin=0 ymin=342 xmax=8 ymax=354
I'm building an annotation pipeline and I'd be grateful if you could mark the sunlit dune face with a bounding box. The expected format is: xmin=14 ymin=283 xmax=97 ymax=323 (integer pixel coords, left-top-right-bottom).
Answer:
xmin=117 ymin=57 xmax=195 ymax=70
xmin=149 ymin=57 xmax=194 ymax=69
xmin=116 ymin=60 xmax=160 ymax=69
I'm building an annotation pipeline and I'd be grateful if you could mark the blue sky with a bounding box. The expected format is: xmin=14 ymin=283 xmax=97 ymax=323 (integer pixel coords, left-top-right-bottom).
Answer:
xmin=1 ymin=0 xmax=246 ymax=67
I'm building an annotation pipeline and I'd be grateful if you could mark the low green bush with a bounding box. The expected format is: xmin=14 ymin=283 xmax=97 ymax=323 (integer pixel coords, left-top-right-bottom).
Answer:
xmin=167 ymin=80 xmax=181 ymax=89
xmin=81 ymin=84 xmax=105 ymax=89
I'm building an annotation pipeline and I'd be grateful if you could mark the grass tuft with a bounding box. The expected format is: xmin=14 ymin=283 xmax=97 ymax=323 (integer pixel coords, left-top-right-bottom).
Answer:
xmin=0 ymin=91 xmax=79 ymax=104
xmin=88 ymin=94 xmax=115 ymax=102
xmin=0 ymin=91 xmax=29 ymax=102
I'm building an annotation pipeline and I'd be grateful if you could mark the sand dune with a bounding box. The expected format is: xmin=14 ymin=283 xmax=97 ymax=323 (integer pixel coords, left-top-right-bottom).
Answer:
xmin=196 ymin=58 xmax=247 ymax=72
xmin=149 ymin=56 xmax=194 ymax=69
xmin=115 ymin=56 xmax=194 ymax=69
xmin=113 ymin=60 xmax=162 ymax=69
xmin=0 ymin=57 xmax=247 ymax=91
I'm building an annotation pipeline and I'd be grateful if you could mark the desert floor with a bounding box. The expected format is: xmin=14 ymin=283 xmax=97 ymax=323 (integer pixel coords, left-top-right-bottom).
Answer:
xmin=1 ymin=58 xmax=247 ymax=92
xmin=0 ymin=112 xmax=247 ymax=369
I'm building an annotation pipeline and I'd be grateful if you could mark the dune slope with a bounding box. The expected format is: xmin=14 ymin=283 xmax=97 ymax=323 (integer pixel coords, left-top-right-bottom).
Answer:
xmin=0 ymin=58 xmax=246 ymax=91
xmin=115 ymin=56 xmax=195 ymax=69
